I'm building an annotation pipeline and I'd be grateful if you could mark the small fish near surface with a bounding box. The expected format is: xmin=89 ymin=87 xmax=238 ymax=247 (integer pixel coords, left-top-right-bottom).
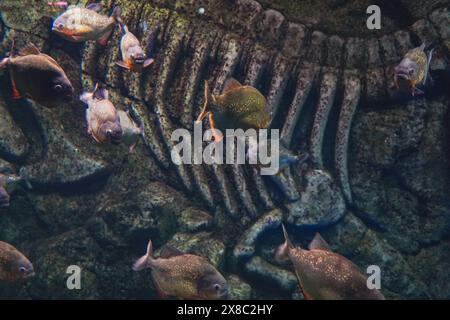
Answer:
xmin=80 ymin=84 xmax=123 ymax=144
xmin=117 ymin=25 xmax=156 ymax=72
xmin=394 ymin=43 xmax=434 ymax=96
xmin=52 ymin=3 xmax=122 ymax=45
xmin=0 ymin=241 xmax=35 ymax=282
xmin=196 ymin=78 xmax=271 ymax=142
xmin=276 ymin=225 xmax=385 ymax=300
xmin=117 ymin=109 xmax=144 ymax=153
xmin=0 ymin=43 xmax=74 ymax=107
xmin=133 ymin=240 xmax=228 ymax=300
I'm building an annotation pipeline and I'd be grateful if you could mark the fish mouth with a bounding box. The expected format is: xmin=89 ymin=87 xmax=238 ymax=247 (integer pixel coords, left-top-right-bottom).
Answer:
xmin=133 ymin=56 xmax=146 ymax=65
xmin=110 ymin=137 xmax=122 ymax=145
xmin=24 ymin=271 xmax=36 ymax=278
xmin=217 ymin=289 xmax=229 ymax=299
xmin=395 ymin=72 xmax=411 ymax=81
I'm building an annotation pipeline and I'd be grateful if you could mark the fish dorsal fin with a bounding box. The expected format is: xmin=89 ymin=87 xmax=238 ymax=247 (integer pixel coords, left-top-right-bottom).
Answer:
xmin=222 ymin=78 xmax=242 ymax=94
xmin=19 ymin=43 xmax=41 ymax=56
xmin=93 ymin=84 xmax=108 ymax=100
xmin=308 ymin=233 xmax=331 ymax=252
xmin=160 ymin=245 xmax=185 ymax=259
xmin=86 ymin=3 xmax=102 ymax=12
xmin=282 ymin=224 xmax=294 ymax=250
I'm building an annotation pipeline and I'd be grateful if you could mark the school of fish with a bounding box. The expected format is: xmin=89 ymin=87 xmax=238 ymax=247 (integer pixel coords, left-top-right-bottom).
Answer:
xmin=0 ymin=1 xmax=438 ymax=300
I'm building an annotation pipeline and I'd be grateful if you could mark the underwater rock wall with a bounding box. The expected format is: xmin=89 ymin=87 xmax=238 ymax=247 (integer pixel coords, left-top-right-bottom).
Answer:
xmin=0 ymin=0 xmax=449 ymax=299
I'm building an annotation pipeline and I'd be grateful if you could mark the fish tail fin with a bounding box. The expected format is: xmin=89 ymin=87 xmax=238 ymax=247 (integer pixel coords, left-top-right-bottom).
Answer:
xmin=275 ymin=224 xmax=294 ymax=262
xmin=132 ymin=240 xmax=153 ymax=271
xmin=196 ymin=81 xmax=213 ymax=123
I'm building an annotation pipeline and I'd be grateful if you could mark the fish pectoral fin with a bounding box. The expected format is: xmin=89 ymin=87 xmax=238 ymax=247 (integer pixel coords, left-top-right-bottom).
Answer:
xmin=209 ymin=113 xmax=223 ymax=143
xmin=97 ymin=30 xmax=113 ymax=46
xmin=196 ymin=81 xmax=212 ymax=123
xmin=423 ymin=48 xmax=434 ymax=85
xmin=413 ymin=87 xmax=425 ymax=96
xmin=11 ymin=80 xmax=22 ymax=100
xmin=151 ymin=275 xmax=170 ymax=300
xmin=129 ymin=142 xmax=138 ymax=153
xmin=91 ymin=133 xmax=102 ymax=143
xmin=116 ymin=60 xmax=130 ymax=70
xmin=143 ymin=58 xmax=155 ymax=68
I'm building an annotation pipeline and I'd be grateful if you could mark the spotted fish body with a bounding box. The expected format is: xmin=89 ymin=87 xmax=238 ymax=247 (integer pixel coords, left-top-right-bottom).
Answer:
xmin=395 ymin=44 xmax=432 ymax=96
xmin=196 ymin=79 xmax=271 ymax=141
xmin=0 ymin=241 xmax=35 ymax=282
xmin=52 ymin=5 xmax=121 ymax=45
xmin=214 ymin=86 xmax=270 ymax=132
xmin=277 ymin=226 xmax=385 ymax=300
xmin=133 ymin=240 xmax=228 ymax=300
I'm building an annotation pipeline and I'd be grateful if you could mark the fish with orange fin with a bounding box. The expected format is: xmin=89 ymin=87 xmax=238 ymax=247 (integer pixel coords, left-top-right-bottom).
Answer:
xmin=196 ymin=79 xmax=271 ymax=142
xmin=276 ymin=225 xmax=385 ymax=300
xmin=0 ymin=241 xmax=35 ymax=282
xmin=80 ymin=84 xmax=123 ymax=144
xmin=0 ymin=43 xmax=74 ymax=107
xmin=52 ymin=3 xmax=122 ymax=46
xmin=133 ymin=240 xmax=228 ymax=300
xmin=394 ymin=43 xmax=434 ymax=96
xmin=116 ymin=25 xmax=155 ymax=72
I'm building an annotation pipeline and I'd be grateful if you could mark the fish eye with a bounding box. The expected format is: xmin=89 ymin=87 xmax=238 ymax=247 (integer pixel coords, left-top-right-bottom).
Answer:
xmin=408 ymin=68 xmax=414 ymax=75
xmin=19 ymin=266 xmax=27 ymax=273
xmin=54 ymin=84 xmax=63 ymax=91
xmin=213 ymin=284 xmax=221 ymax=291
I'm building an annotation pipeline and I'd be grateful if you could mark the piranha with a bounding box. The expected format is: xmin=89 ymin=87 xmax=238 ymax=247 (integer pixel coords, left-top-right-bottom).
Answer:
xmin=116 ymin=25 xmax=155 ymax=72
xmin=0 ymin=241 xmax=35 ymax=282
xmin=133 ymin=240 xmax=228 ymax=300
xmin=52 ymin=3 xmax=122 ymax=45
xmin=0 ymin=43 xmax=74 ymax=107
xmin=394 ymin=43 xmax=434 ymax=96
xmin=196 ymin=79 xmax=271 ymax=142
xmin=80 ymin=84 xmax=123 ymax=144
xmin=276 ymin=225 xmax=385 ymax=300
xmin=117 ymin=109 xmax=144 ymax=152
